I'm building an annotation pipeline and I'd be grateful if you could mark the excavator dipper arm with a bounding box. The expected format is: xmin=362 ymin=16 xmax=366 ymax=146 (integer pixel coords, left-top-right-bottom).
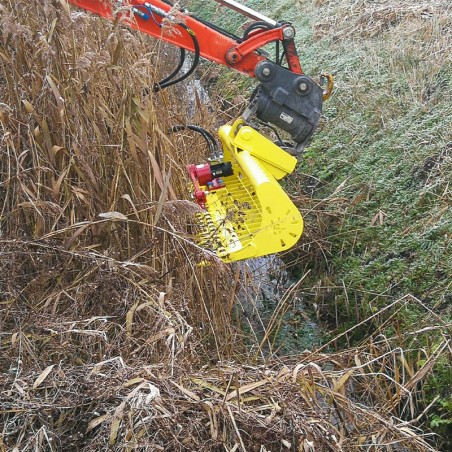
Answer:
xmin=67 ymin=1 xmax=324 ymax=146
xmin=68 ymin=0 xmax=301 ymax=76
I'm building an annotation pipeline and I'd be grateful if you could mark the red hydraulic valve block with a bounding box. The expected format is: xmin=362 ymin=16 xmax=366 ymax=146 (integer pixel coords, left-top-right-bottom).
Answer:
xmin=187 ymin=162 xmax=233 ymax=209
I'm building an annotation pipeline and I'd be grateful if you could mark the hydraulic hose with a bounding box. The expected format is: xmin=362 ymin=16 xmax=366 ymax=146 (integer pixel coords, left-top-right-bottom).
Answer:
xmin=131 ymin=3 xmax=200 ymax=92
xmin=242 ymin=21 xmax=272 ymax=40
xmin=153 ymin=23 xmax=200 ymax=92
xmin=170 ymin=125 xmax=219 ymax=155
xmin=155 ymin=47 xmax=186 ymax=87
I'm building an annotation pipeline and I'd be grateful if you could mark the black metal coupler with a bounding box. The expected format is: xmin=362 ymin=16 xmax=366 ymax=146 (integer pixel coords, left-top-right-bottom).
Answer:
xmin=253 ymin=61 xmax=323 ymax=146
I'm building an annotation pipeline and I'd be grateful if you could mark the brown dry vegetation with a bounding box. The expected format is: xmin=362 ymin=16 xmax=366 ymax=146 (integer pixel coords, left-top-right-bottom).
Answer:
xmin=0 ymin=1 xmax=449 ymax=450
xmin=312 ymin=0 xmax=450 ymax=39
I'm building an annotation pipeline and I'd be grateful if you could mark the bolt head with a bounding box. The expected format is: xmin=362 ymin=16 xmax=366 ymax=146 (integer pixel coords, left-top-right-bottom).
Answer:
xmin=262 ymin=67 xmax=271 ymax=76
xmin=299 ymin=82 xmax=308 ymax=91
xmin=283 ymin=26 xmax=295 ymax=39
xmin=240 ymin=128 xmax=253 ymax=141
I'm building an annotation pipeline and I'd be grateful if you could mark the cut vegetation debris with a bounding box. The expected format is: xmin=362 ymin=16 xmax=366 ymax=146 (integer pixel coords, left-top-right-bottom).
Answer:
xmin=0 ymin=243 xmax=445 ymax=451
xmin=0 ymin=0 xmax=450 ymax=450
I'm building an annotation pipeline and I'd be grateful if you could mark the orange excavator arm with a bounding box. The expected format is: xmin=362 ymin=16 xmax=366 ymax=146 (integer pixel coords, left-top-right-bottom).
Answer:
xmin=67 ymin=0 xmax=303 ymax=76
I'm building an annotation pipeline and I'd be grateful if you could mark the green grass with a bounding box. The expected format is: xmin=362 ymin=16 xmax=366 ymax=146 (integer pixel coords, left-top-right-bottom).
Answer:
xmin=299 ymin=15 xmax=451 ymax=310
xmin=289 ymin=0 xmax=452 ymax=445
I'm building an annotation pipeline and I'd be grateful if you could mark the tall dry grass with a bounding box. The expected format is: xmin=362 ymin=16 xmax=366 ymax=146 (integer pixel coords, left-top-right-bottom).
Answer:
xmin=0 ymin=0 xmax=242 ymax=370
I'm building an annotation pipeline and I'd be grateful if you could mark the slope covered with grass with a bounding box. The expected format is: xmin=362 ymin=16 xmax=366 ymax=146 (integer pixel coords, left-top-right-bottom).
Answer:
xmin=256 ymin=0 xmax=452 ymax=444
xmin=296 ymin=0 xmax=451 ymax=313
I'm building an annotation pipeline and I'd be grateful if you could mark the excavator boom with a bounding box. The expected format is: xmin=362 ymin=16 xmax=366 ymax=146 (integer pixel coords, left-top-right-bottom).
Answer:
xmin=67 ymin=0 xmax=300 ymax=76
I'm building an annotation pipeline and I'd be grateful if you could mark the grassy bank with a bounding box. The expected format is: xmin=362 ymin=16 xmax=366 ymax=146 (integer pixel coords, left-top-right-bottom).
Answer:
xmin=279 ymin=0 xmax=452 ymax=444
xmin=295 ymin=0 xmax=451 ymax=314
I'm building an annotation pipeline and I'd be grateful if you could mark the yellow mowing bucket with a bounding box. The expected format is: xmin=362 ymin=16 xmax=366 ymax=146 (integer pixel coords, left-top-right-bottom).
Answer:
xmin=188 ymin=119 xmax=303 ymax=263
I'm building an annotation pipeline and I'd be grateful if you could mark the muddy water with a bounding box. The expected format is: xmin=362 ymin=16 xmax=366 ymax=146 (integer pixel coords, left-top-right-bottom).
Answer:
xmin=238 ymin=256 xmax=321 ymax=356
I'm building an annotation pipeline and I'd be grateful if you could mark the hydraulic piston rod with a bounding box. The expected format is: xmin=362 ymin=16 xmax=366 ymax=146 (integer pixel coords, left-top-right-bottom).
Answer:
xmin=213 ymin=0 xmax=277 ymax=27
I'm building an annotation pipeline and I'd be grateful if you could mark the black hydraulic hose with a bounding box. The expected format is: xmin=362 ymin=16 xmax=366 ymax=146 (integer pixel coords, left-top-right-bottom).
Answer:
xmin=170 ymin=125 xmax=219 ymax=155
xmin=242 ymin=21 xmax=273 ymax=40
xmin=153 ymin=23 xmax=200 ymax=92
xmin=191 ymin=13 xmax=241 ymax=42
xmin=275 ymin=40 xmax=281 ymax=65
xmin=253 ymin=119 xmax=298 ymax=154
xmin=255 ymin=119 xmax=283 ymax=143
xmin=241 ymin=21 xmax=283 ymax=61
xmin=155 ymin=47 xmax=186 ymax=87
xmin=162 ymin=0 xmax=241 ymax=41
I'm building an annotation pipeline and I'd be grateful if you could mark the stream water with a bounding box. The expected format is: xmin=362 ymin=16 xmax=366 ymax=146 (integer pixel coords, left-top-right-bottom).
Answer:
xmin=239 ymin=256 xmax=322 ymax=356
xmin=181 ymin=58 xmax=211 ymax=119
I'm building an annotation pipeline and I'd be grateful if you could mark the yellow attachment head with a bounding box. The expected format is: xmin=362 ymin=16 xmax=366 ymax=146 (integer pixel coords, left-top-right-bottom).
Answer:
xmin=192 ymin=119 xmax=303 ymax=263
